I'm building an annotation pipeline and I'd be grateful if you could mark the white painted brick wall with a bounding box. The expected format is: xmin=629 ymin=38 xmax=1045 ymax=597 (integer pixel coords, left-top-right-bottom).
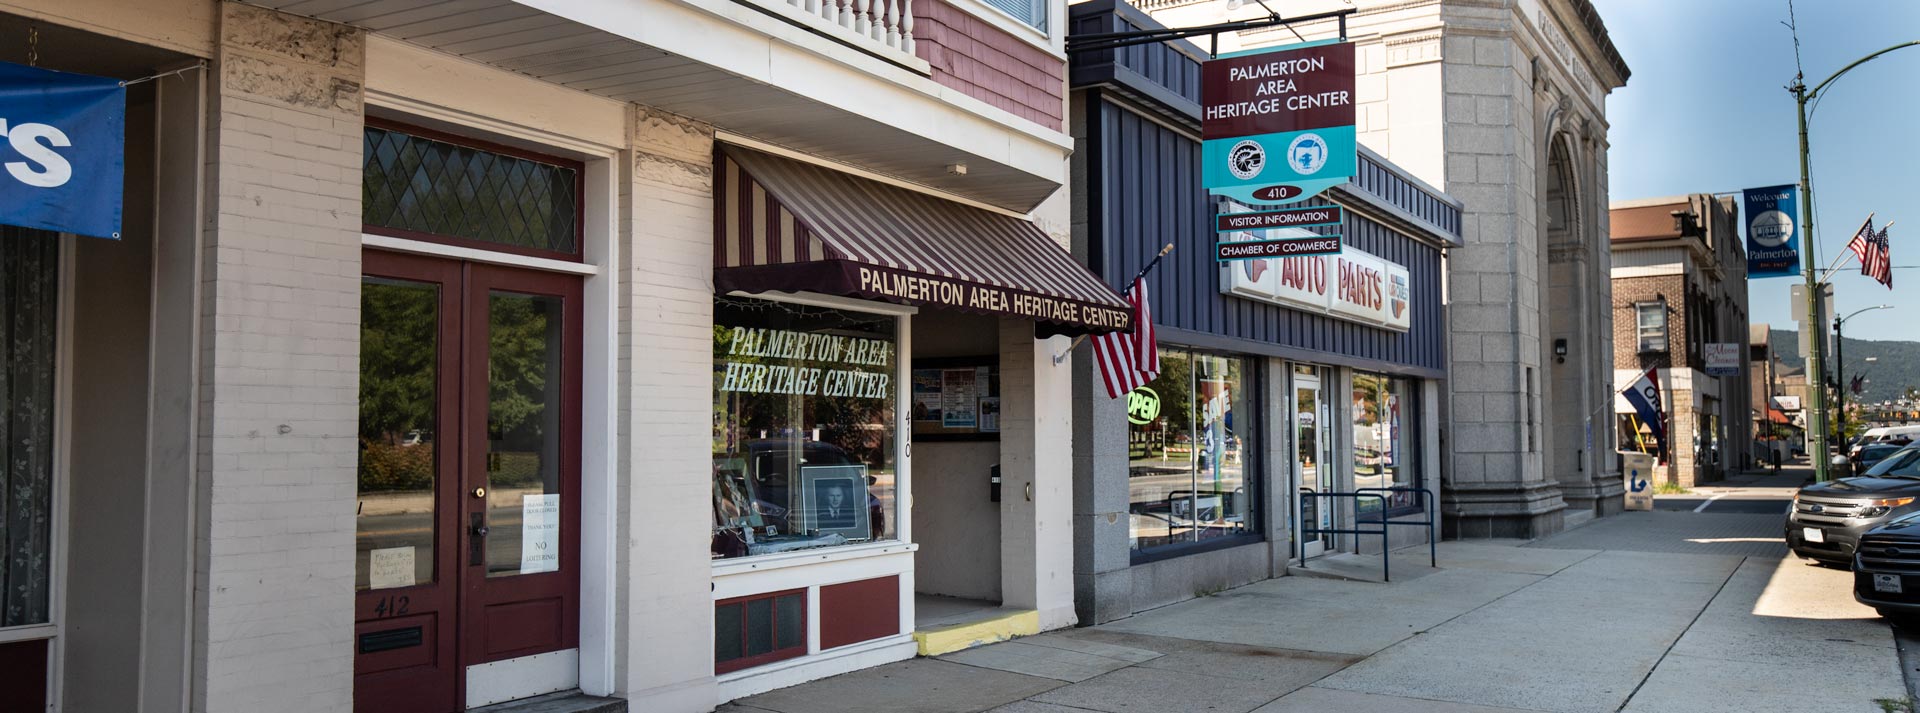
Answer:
xmin=615 ymin=105 xmax=721 ymax=710
xmin=195 ymin=4 xmax=364 ymax=712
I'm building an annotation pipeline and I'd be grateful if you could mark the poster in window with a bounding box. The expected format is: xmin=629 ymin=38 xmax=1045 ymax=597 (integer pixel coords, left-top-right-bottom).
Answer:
xmin=520 ymin=493 xmax=561 ymax=574
xmin=942 ymin=368 xmax=978 ymax=428
xmin=368 ymin=546 xmax=416 ymax=590
xmin=912 ymin=369 xmax=943 ymax=422
xmin=798 ymin=465 xmax=871 ymax=541
xmin=1383 ymin=393 xmax=1399 ymax=466
xmin=978 ymin=397 xmax=1001 ymax=433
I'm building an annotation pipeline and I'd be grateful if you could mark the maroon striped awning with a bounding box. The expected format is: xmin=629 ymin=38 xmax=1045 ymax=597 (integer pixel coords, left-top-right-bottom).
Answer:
xmin=714 ymin=146 xmax=1131 ymax=335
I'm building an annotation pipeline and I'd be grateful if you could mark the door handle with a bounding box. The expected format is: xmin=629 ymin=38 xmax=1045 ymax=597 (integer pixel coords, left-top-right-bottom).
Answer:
xmin=469 ymin=513 xmax=488 ymax=566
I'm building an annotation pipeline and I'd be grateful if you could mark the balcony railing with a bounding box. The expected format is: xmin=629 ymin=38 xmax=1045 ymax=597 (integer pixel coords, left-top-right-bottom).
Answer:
xmin=768 ymin=0 xmax=919 ymax=60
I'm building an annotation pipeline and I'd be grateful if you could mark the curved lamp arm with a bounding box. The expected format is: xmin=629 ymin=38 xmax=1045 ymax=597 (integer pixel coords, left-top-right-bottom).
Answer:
xmin=1808 ymin=41 xmax=1920 ymax=100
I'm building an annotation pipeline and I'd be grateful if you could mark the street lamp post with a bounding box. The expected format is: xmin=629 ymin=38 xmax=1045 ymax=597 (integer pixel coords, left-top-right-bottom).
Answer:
xmin=1834 ymin=305 xmax=1892 ymax=448
xmin=1791 ymin=41 xmax=1920 ymax=482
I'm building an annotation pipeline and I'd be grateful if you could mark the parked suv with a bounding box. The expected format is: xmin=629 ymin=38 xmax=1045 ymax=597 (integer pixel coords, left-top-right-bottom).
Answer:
xmin=1786 ymin=445 xmax=1920 ymax=564
xmin=1853 ymin=513 xmax=1920 ymax=619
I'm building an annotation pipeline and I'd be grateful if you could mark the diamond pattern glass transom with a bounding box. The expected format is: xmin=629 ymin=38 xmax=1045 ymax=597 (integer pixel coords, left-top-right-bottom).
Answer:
xmin=363 ymin=126 xmax=580 ymax=255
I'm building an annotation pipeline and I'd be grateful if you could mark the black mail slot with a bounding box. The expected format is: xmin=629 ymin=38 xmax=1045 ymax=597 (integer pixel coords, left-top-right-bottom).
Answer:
xmin=359 ymin=626 xmax=423 ymax=654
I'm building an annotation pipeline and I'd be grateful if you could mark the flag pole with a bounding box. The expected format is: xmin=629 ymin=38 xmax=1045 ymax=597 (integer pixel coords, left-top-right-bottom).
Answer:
xmin=1052 ymin=243 xmax=1176 ymax=365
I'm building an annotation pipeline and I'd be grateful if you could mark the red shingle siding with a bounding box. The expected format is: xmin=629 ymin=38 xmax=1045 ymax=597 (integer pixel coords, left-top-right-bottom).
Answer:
xmin=915 ymin=0 xmax=1065 ymax=131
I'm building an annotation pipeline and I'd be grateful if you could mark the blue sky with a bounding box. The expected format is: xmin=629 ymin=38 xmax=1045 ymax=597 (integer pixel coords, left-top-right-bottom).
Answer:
xmin=1596 ymin=0 xmax=1920 ymax=341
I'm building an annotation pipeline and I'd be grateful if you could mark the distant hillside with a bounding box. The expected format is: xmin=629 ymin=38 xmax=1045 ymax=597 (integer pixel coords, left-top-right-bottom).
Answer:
xmin=1769 ymin=328 xmax=1920 ymax=403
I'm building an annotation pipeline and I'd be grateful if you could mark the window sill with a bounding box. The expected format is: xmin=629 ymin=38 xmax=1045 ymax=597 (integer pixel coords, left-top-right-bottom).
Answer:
xmin=0 ymin=623 xmax=56 ymax=645
xmin=943 ymin=0 xmax=1064 ymax=60
xmin=712 ymin=540 xmax=918 ymax=577
xmin=1128 ymin=533 xmax=1266 ymax=566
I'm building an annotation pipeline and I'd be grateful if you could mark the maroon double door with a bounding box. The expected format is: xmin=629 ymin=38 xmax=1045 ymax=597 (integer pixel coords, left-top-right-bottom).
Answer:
xmin=353 ymin=250 xmax=582 ymax=713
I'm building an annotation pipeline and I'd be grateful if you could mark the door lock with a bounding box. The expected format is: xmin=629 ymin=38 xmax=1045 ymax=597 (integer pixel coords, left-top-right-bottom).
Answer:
xmin=472 ymin=487 xmax=486 ymax=498
xmin=468 ymin=513 xmax=489 ymax=565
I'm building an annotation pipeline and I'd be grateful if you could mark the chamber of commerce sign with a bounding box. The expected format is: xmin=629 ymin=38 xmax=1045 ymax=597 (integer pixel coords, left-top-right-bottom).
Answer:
xmin=1221 ymin=240 xmax=1411 ymax=332
xmin=1201 ymin=41 xmax=1356 ymax=206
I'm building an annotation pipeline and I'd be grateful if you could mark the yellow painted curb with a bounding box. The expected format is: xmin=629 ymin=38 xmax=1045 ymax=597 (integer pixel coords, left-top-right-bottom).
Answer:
xmin=912 ymin=609 xmax=1040 ymax=656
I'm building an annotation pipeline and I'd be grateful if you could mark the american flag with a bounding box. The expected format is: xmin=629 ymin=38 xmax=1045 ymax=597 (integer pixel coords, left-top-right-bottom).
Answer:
xmin=1092 ymin=278 xmax=1159 ymax=399
xmin=1849 ymin=216 xmax=1893 ymax=288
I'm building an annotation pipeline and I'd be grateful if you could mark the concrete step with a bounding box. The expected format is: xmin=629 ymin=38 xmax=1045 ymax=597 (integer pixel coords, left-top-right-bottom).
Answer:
xmin=472 ymin=692 xmax=626 ymax=713
xmin=1288 ymin=551 xmax=1440 ymax=583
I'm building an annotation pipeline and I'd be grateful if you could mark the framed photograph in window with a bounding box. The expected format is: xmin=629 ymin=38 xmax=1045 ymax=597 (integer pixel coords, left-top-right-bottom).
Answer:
xmin=798 ymin=465 xmax=871 ymax=541
xmin=712 ymin=458 xmax=763 ymax=530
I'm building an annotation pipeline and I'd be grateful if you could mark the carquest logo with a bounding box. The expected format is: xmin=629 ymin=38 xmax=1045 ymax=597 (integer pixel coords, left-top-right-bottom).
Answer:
xmin=1228 ymin=140 xmax=1265 ymax=180
xmin=1126 ymin=387 xmax=1161 ymax=425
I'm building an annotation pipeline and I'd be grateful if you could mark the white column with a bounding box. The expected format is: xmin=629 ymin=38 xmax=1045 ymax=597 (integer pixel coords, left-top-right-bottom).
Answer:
xmin=998 ymin=320 xmax=1077 ymax=629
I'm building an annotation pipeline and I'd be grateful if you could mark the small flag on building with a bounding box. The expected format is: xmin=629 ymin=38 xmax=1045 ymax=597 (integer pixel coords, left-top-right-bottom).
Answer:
xmin=1622 ymin=366 xmax=1667 ymax=462
xmin=1852 ymin=375 xmax=1865 ymax=395
xmin=1092 ymin=278 xmax=1160 ymax=399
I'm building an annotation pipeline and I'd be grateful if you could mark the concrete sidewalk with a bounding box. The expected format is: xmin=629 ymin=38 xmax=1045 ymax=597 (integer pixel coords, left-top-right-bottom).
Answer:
xmin=721 ymin=518 xmax=1906 ymax=713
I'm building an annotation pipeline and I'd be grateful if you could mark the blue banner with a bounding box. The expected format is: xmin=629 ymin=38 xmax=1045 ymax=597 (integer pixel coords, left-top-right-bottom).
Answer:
xmin=1743 ymin=184 xmax=1798 ymax=278
xmin=0 ymin=61 xmax=124 ymax=239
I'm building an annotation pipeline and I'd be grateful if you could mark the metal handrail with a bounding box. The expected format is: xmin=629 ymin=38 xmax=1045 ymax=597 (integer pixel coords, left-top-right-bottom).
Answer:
xmin=1294 ymin=486 xmax=1437 ymax=582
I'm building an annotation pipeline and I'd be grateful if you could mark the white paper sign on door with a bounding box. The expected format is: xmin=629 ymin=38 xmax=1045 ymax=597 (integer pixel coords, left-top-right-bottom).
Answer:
xmin=369 ymin=546 xmax=416 ymax=590
xmin=520 ymin=493 xmax=561 ymax=574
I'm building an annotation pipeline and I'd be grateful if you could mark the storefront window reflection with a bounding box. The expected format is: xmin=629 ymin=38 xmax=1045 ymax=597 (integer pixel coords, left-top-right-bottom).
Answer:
xmin=1127 ymin=347 xmax=1258 ymax=554
xmin=711 ymin=296 xmax=898 ymax=560
xmin=1352 ymin=372 xmax=1418 ymax=514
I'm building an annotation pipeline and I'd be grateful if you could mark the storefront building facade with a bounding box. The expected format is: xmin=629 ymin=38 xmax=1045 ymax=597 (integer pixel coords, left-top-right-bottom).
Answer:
xmin=0 ymin=0 xmax=1090 ymax=711
xmin=1608 ymin=194 xmax=1752 ymax=487
xmin=1139 ymin=0 xmax=1630 ymax=538
xmin=1067 ymin=0 xmax=1460 ymax=623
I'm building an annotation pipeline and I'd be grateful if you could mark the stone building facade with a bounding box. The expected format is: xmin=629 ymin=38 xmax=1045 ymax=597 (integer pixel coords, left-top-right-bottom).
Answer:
xmin=1139 ymin=0 xmax=1631 ymax=536
xmin=1609 ymin=194 xmax=1753 ymax=486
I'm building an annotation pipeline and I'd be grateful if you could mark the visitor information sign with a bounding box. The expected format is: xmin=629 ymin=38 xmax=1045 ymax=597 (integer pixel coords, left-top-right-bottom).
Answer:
xmin=0 ymin=60 xmax=125 ymax=239
xmin=1743 ymin=185 xmax=1799 ymax=278
xmin=1201 ymin=40 xmax=1356 ymax=205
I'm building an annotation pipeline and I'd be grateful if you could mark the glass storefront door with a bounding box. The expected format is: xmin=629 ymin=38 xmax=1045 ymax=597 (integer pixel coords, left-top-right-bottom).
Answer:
xmin=1293 ymin=366 xmax=1335 ymax=557
xmin=355 ymin=251 xmax=582 ymax=712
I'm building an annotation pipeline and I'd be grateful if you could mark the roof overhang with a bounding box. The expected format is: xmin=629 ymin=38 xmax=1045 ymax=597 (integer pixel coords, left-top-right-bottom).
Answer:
xmin=245 ymin=0 xmax=1073 ymax=212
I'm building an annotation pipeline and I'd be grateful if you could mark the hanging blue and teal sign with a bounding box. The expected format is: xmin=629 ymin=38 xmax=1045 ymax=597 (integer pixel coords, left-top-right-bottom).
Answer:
xmin=0 ymin=61 xmax=124 ymax=239
xmin=1201 ymin=40 xmax=1356 ymax=206
xmin=1742 ymin=184 xmax=1798 ymax=278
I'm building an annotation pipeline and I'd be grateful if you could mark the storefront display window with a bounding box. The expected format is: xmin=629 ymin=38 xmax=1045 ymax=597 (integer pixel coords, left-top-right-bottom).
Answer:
xmin=1127 ymin=347 xmax=1259 ymax=556
xmin=712 ymin=296 xmax=899 ymax=560
xmin=0 ymin=227 xmax=57 ymax=627
xmin=1352 ymin=372 xmax=1418 ymax=515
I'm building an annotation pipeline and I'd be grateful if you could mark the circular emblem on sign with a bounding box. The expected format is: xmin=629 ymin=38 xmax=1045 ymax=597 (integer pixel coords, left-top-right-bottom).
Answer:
xmin=1288 ymin=132 xmax=1330 ymax=175
xmin=1126 ymin=386 xmax=1161 ymax=425
xmin=1228 ymin=140 xmax=1265 ymax=180
xmin=1750 ymin=209 xmax=1794 ymax=247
